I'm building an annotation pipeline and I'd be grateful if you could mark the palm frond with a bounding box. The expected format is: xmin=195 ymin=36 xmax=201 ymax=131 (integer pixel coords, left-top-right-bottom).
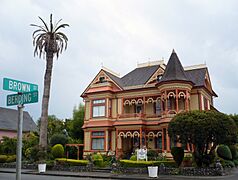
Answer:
xmin=38 ymin=16 xmax=49 ymax=32
xmin=30 ymin=24 xmax=48 ymax=31
xmin=54 ymin=24 xmax=69 ymax=32
xmin=54 ymin=19 xmax=62 ymax=31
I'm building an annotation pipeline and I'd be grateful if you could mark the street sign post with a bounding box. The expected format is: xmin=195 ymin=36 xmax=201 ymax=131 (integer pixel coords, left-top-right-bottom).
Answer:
xmin=3 ymin=78 xmax=38 ymax=93
xmin=3 ymin=77 xmax=39 ymax=180
xmin=7 ymin=91 xmax=38 ymax=106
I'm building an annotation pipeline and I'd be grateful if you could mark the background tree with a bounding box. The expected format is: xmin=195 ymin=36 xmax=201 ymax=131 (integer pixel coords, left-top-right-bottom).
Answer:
xmin=47 ymin=115 xmax=65 ymax=139
xmin=168 ymin=110 xmax=237 ymax=167
xmin=66 ymin=103 xmax=85 ymax=140
xmin=31 ymin=14 xmax=69 ymax=150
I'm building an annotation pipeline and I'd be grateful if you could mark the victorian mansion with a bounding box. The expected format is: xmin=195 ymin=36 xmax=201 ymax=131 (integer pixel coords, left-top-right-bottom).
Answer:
xmin=81 ymin=50 xmax=217 ymax=158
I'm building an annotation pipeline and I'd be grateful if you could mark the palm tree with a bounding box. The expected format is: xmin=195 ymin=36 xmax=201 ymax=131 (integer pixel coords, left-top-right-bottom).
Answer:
xmin=31 ymin=14 xmax=69 ymax=150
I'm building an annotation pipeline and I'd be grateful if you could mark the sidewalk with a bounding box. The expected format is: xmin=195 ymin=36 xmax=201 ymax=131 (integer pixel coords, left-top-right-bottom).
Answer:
xmin=0 ymin=168 xmax=234 ymax=180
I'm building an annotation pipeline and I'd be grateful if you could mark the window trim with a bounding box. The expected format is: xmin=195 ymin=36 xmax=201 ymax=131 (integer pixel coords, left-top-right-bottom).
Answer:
xmin=91 ymin=98 xmax=106 ymax=118
xmin=91 ymin=130 xmax=106 ymax=151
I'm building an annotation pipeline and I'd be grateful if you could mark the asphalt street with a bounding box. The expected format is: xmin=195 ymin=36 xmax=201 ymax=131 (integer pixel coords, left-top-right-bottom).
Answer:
xmin=0 ymin=173 xmax=106 ymax=180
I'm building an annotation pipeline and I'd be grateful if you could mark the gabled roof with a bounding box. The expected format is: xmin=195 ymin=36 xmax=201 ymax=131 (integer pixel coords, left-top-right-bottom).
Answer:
xmin=0 ymin=107 xmax=37 ymax=132
xmin=104 ymin=71 xmax=124 ymax=88
xmin=160 ymin=50 xmax=190 ymax=83
xmin=121 ymin=65 xmax=160 ymax=87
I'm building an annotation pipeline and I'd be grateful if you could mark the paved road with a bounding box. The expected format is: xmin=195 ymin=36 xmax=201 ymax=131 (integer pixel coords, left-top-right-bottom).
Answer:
xmin=0 ymin=173 xmax=106 ymax=180
xmin=1 ymin=169 xmax=238 ymax=180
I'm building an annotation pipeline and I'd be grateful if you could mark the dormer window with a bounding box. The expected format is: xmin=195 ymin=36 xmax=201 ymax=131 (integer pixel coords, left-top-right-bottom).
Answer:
xmin=99 ymin=76 xmax=106 ymax=83
xmin=157 ymin=75 xmax=163 ymax=81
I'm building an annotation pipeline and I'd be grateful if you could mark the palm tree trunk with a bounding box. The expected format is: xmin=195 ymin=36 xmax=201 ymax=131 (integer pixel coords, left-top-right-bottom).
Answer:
xmin=39 ymin=52 xmax=54 ymax=150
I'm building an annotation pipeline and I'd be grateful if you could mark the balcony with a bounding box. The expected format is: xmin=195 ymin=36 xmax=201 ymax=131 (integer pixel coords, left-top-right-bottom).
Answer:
xmin=118 ymin=113 xmax=161 ymax=120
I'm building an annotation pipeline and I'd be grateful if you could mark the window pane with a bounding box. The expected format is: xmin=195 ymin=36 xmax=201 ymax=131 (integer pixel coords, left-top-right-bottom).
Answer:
xmin=93 ymin=106 xmax=105 ymax=117
xmin=92 ymin=138 xmax=104 ymax=150
xmin=157 ymin=136 xmax=162 ymax=149
xmin=156 ymin=101 xmax=161 ymax=115
xmin=92 ymin=131 xmax=105 ymax=136
xmin=93 ymin=99 xmax=105 ymax=104
xmin=136 ymin=104 xmax=142 ymax=113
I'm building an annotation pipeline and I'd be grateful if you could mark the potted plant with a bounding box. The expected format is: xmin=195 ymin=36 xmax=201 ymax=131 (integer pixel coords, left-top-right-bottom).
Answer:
xmin=148 ymin=162 xmax=158 ymax=178
xmin=37 ymin=150 xmax=48 ymax=173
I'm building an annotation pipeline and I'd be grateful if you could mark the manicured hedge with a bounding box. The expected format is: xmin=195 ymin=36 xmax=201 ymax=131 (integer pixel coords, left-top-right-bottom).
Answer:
xmin=119 ymin=160 xmax=177 ymax=168
xmin=6 ymin=155 xmax=16 ymax=163
xmin=55 ymin=158 xmax=89 ymax=166
xmin=0 ymin=155 xmax=8 ymax=163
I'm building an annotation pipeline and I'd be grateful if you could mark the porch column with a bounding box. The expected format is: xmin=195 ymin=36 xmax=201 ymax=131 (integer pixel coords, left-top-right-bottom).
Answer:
xmin=143 ymin=96 xmax=146 ymax=115
xmin=166 ymin=129 xmax=170 ymax=152
xmin=116 ymin=129 xmax=118 ymax=158
xmin=162 ymin=129 xmax=164 ymax=151
xmin=185 ymin=90 xmax=189 ymax=111
xmin=176 ymin=89 xmax=179 ymax=113
xmin=140 ymin=127 xmax=142 ymax=148
xmin=165 ymin=90 xmax=168 ymax=114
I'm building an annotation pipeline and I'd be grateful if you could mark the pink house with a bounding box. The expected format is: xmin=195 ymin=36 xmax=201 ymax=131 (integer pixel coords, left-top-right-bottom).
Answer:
xmin=0 ymin=107 xmax=37 ymax=139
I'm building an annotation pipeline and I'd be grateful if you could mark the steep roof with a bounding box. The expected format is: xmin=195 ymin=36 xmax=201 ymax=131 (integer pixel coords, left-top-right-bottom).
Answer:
xmin=121 ymin=65 xmax=160 ymax=87
xmin=103 ymin=64 xmax=206 ymax=88
xmin=185 ymin=68 xmax=207 ymax=87
xmin=0 ymin=107 xmax=37 ymax=132
xmin=104 ymin=71 xmax=124 ymax=88
xmin=160 ymin=50 xmax=190 ymax=83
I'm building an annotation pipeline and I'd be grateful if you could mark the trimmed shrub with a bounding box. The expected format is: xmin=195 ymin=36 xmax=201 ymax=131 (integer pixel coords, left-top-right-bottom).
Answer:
xmin=130 ymin=155 xmax=137 ymax=161
xmin=217 ymin=145 xmax=232 ymax=160
xmin=0 ymin=155 xmax=8 ymax=163
xmin=147 ymin=150 xmax=158 ymax=161
xmin=6 ymin=155 xmax=16 ymax=163
xmin=52 ymin=144 xmax=64 ymax=159
xmin=92 ymin=153 xmax=103 ymax=167
xmin=50 ymin=134 xmax=68 ymax=146
xmin=119 ymin=160 xmax=176 ymax=168
xmin=171 ymin=147 xmax=184 ymax=167
xmin=55 ymin=158 xmax=88 ymax=166
xmin=229 ymin=145 xmax=238 ymax=160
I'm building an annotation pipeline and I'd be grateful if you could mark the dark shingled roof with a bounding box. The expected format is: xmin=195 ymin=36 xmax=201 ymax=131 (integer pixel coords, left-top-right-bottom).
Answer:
xmin=101 ymin=51 xmax=207 ymax=89
xmin=185 ymin=68 xmax=207 ymax=87
xmin=0 ymin=107 xmax=37 ymax=132
xmin=160 ymin=50 xmax=190 ymax=83
xmin=121 ymin=65 xmax=160 ymax=87
xmin=104 ymin=71 xmax=124 ymax=88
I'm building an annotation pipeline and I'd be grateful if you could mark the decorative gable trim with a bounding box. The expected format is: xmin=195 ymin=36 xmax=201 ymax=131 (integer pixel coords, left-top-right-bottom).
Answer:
xmin=145 ymin=66 xmax=165 ymax=85
xmin=81 ymin=69 xmax=123 ymax=97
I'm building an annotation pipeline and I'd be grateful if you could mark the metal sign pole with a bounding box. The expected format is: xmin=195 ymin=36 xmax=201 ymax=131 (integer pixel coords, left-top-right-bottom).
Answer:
xmin=16 ymin=104 xmax=24 ymax=180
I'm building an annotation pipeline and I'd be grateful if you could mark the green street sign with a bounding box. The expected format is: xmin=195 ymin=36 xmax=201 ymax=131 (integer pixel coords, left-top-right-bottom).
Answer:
xmin=3 ymin=78 xmax=38 ymax=93
xmin=7 ymin=91 xmax=38 ymax=106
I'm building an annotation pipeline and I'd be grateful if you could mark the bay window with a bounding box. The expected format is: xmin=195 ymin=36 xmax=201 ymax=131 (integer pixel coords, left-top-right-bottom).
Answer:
xmin=92 ymin=99 xmax=106 ymax=117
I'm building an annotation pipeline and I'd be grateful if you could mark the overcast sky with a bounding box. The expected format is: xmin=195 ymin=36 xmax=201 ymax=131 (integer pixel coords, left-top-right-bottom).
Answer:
xmin=1 ymin=0 xmax=238 ymax=121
